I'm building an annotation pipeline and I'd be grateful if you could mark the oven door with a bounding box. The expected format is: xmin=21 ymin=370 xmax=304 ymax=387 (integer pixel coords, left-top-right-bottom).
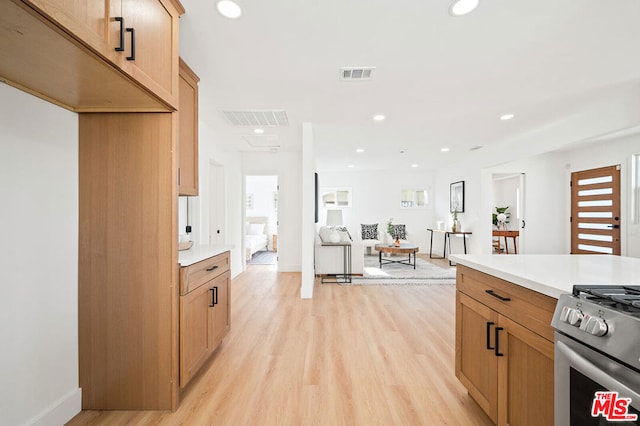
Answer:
xmin=555 ymin=332 xmax=640 ymax=425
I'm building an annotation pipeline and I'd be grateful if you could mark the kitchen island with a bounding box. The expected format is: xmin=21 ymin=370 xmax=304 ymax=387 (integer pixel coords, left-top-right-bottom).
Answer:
xmin=449 ymin=254 xmax=640 ymax=299
xmin=448 ymin=254 xmax=640 ymax=426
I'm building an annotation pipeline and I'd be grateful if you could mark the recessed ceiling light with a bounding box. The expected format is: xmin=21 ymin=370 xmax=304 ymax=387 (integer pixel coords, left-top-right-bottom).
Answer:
xmin=356 ymin=148 xmax=364 ymax=153
xmin=441 ymin=147 xmax=450 ymax=152
xmin=217 ymin=0 xmax=242 ymax=19
xmin=500 ymin=113 xmax=515 ymax=121
xmin=373 ymin=114 xmax=385 ymax=122
xmin=253 ymin=128 xmax=264 ymax=134
xmin=449 ymin=0 xmax=479 ymax=16
xmin=347 ymin=164 xmax=355 ymax=168
xmin=411 ymin=164 xmax=418 ymax=168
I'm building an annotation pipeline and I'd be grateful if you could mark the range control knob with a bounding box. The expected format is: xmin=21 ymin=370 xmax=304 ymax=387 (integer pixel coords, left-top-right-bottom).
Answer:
xmin=579 ymin=315 xmax=608 ymax=337
xmin=567 ymin=309 xmax=584 ymax=326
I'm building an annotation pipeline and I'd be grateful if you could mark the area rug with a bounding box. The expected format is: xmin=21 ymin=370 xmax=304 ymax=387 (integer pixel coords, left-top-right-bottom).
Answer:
xmin=345 ymin=254 xmax=456 ymax=285
xmin=248 ymin=250 xmax=277 ymax=265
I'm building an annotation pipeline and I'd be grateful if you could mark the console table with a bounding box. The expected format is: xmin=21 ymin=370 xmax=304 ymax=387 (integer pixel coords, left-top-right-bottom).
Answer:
xmin=427 ymin=229 xmax=472 ymax=265
xmin=320 ymin=242 xmax=352 ymax=283
xmin=492 ymin=230 xmax=519 ymax=254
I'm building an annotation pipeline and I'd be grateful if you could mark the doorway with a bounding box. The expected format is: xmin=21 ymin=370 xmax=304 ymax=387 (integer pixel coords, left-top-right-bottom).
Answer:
xmin=570 ymin=165 xmax=621 ymax=255
xmin=245 ymin=175 xmax=278 ymax=266
xmin=491 ymin=173 xmax=525 ymax=254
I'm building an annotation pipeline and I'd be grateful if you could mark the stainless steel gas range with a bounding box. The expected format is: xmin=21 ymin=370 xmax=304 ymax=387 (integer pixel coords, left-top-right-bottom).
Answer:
xmin=552 ymin=285 xmax=640 ymax=425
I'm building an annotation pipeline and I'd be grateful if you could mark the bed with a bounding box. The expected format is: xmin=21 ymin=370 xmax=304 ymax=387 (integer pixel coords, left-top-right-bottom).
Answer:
xmin=245 ymin=217 xmax=269 ymax=260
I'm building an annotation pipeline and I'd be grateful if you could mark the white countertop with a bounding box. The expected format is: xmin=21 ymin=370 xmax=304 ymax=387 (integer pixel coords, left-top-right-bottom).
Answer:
xmin=178 ymin=244 xmax=234 ymax=266
xmin=449 ymin=254 xmax=640 ymax=299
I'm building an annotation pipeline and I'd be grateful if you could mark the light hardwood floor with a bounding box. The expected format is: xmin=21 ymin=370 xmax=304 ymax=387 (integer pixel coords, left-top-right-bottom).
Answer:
xmin=68 ymin=260 xmax=492 ymax=425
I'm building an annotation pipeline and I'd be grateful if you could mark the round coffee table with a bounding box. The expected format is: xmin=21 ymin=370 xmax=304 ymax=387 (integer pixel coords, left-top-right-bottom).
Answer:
xmin=374 ymin=243 xmax=419 ymax=269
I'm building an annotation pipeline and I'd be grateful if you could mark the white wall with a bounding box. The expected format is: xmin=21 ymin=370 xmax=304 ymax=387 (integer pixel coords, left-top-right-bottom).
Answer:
xmin=318 ymin=169 xmax=437 ymax=254
xmin=0 ymin=84 xmax=81 ymax=425
xmin=435 ymin=136 xmax=640 ymax=258
xmin=242 ymin=150 xmax=303 ymax=272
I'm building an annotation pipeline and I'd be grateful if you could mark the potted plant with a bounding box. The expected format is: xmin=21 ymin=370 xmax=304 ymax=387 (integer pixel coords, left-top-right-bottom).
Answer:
xmin=387 ymin=218 xmax=400 ymax=247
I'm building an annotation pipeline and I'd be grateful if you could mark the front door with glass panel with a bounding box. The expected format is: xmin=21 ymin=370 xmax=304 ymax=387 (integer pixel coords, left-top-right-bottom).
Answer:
xmin=570 ymin=165 xmax=621 ymax=255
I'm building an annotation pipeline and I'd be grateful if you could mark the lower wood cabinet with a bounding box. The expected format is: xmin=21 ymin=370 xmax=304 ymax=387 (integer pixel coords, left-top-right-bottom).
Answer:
xmin=455 ymin=265 xmax=555 ymax=426
xmin=179 ymin=251 xmax=231 ymax=387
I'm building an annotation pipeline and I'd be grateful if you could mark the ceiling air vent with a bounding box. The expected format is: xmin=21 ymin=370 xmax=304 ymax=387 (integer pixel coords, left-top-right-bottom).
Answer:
xmin=340 ymin=66 xmax=375 ymax=81
xmin=221 ymin=110 xmax=289 ymax=127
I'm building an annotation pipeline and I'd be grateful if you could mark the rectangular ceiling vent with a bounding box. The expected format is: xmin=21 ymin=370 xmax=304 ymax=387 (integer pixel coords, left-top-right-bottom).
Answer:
xmin=221 ymin=110 xmax=289 ymax=127
xmin=340 ymin=66 xmax=375 ymax=81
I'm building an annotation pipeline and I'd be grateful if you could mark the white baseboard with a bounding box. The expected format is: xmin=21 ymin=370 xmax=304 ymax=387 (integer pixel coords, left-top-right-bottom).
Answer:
xmin=27 ymin=388 xmax=81 ymax=426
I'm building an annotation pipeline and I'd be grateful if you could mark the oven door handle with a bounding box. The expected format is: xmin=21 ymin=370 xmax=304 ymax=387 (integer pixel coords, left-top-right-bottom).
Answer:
xmin=557 ymin=341 xmax=640 ymax=408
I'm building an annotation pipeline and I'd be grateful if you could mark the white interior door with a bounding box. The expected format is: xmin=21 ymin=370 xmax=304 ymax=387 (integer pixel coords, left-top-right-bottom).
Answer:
xmin=209 ymin=162 xmax=225 ymax=245
xmin=492 ymin=173 xmax=526 ymax=254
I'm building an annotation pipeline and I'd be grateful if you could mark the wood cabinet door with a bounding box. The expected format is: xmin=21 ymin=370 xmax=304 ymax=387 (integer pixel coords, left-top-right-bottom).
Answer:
xmin=497 ymin=316 xmax=554 ymax=426
xmin=179 ymin=283 xmax=213 ymax=387
xmin=117 ymin=0 xmax=180 ymax=105
xmin=178 ymin=58 xmax=199 ymax=196
xmin=456 ymin=292 xmax=499 ymax=423
xmin=212 ymin=271 xmax=231 ymax=346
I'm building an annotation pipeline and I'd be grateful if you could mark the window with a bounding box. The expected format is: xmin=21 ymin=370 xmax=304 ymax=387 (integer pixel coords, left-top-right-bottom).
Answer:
xmin=321 ymin=188 xmax=352 ymax=208
xmin=401 ymin=189 xmax=428 ymax=208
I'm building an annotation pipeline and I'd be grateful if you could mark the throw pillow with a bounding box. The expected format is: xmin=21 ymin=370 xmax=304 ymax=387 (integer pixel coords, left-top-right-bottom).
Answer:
xmin=392 ymin=224 xmax=407 ymax=240
xmin=361 ymin=223 xmax=378 ymax=240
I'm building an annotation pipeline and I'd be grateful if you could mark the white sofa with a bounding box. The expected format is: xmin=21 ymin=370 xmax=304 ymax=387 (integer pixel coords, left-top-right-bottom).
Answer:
xmin=314 ymin=228 xmax=364 ymax=276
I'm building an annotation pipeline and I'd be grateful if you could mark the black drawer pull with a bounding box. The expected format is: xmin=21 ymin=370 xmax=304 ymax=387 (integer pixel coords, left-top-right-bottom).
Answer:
xmin=486 ymin=322 xmax=495 ymax=350
xmin=485 ymin=289 xmax=511 ymax=302
xmin=126 ymin=27 xmax=135 ymax=60
xmin=495 ymin=327 xmax=504 ymax=357
xmin=114 ymin=17 xmax=125 ymax=51
xmin=209 ymin=288 xmax=215 ymax=307
xmin=213 ymin=286 xmax=218 ymax=306
xmin=206 ymin=265 xmax=219 ymax=272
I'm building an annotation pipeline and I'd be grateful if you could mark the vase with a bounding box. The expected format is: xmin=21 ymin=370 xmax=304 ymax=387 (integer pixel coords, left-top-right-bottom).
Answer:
xmin=452 ymin=220 xmax=460 ymax=233
xmin=394 ymin=238 xmax=400 ymax=247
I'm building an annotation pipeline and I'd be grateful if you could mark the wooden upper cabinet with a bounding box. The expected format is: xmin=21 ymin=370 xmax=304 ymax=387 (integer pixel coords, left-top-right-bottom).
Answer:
xmin=178 ymin=58 xmax=200 ymax=196
xmin=11 ymin=0 xmax=184 ymax=110
xmin=111 ymin=0 xmax=183 ymax=108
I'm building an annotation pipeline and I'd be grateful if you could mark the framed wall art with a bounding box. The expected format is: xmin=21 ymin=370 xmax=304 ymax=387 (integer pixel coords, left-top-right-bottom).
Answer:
xmin=450 ymin=181 xmax=465 ymax=213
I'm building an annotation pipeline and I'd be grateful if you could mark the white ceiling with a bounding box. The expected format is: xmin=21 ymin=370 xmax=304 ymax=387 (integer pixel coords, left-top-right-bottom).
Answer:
xmin=178 ymin=0 xmax=640 ymax=172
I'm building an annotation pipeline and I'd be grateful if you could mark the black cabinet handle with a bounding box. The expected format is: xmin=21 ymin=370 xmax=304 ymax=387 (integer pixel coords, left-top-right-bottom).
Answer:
xmin=486 ymin=322 xmax=495 ymax=350
xmin=495 ymin=327 xmax=504 ymax=357
xmin=213 ymin=286 xmax=218 ymax=306
xmin=209 ymin=288 xmax=215 ymax=307
xmin=114 ymin=17 xmax=125 ymax=51
xmin=206 ymin=265 xmax=219 ymax=272
xmin=485 ymin=289 xmax=511 ymax=302
xmin=126 ymin=27 xmax=135 ymax=60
